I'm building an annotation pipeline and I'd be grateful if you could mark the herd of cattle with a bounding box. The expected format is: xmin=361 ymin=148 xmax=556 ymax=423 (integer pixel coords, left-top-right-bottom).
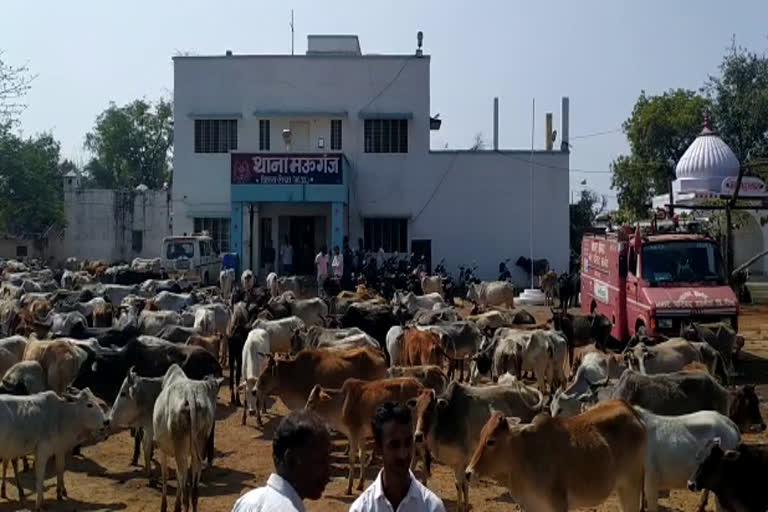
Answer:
xmin=0 ymin=258 xmax=766 ymax=511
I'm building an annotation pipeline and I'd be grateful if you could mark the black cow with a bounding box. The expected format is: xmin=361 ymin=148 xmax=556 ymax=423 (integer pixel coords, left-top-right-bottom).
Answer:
xmin=339 ymin=302 xmax=398 ymax=351
xmin=688 ymin=442 xmax=768 ymax=512
xmin=69 ymin=323 xmax=141 ymax=347
xmin=73 ymin=336 xmax=222 ymax=467
xmin=155 ymin=324 xmax=198 ymax=344
xmin=554 ymin=272 xmax=580 ymax=311
xmin=515 ymin=256 xmax=550 ymax=277
xmin=551 ymin=309 xmax=612 ymax=366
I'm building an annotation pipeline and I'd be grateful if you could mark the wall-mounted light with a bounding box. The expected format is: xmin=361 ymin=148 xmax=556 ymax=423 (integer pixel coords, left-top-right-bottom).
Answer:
xmin=318 ymin=137 xmax=325 ymax=149
xmin=282 ymin=128 xmax=292 ymax=152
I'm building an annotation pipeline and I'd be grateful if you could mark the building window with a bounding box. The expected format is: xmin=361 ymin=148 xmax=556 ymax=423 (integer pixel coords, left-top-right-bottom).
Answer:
xmin=15 ymin=245 xmax=27 ymax=258
xmin=193 ymin=217 xmax=231 ymax=253
xmin=194 ymin=119 xmax=238 ymax=153
xmin=331 ymin=120 xmax=342 ymax=151
xmin=132 ymin=230 xmax=143 ymax=252
xmin=364 ymin=119 xmax=408 ymax=153
xmin=364 ymin=218 xmax=408 ymax=253
xmin=259 ymin=120 xmax=271 ymax=151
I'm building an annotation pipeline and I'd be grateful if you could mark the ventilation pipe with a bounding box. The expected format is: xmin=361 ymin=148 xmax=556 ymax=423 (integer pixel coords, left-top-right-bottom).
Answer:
xmin=545 ymin=113 xmax=553 ymax=151
xmin=561 ymin=97 xmax=570 ymax=152
xmin=493 ymin=97 xmax=499 ymax=150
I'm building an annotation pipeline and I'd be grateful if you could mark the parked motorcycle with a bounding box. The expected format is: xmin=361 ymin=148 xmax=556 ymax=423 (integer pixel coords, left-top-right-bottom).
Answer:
xmin=498 ymin=258 xmax=512 ymax=282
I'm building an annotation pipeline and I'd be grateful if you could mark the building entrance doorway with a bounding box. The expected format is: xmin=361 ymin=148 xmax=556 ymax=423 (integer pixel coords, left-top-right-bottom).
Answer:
xmin=290 ymin=216 xmax=318 ymax=275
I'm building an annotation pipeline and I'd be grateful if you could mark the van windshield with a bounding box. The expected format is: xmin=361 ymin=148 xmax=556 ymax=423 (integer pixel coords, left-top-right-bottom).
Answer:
xmin=166 ymin=242 xmax=195 ymax=259
xmin=641 ymin=241 xmax=725 ymax=286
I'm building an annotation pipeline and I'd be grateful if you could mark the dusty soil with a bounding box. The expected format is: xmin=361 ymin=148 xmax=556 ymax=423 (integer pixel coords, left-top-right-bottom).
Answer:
xmin=2 ymin=305 xmax=767 ymax=512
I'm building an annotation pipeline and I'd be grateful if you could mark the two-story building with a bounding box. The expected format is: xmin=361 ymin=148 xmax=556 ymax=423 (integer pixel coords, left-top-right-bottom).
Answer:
xmin=172 ymin=34 xmax=570 ymax=283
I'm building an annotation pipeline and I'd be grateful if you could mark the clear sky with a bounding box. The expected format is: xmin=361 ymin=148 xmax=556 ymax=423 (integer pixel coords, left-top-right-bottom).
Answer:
xmin=4 ymin=0 xmax=768 ymax=206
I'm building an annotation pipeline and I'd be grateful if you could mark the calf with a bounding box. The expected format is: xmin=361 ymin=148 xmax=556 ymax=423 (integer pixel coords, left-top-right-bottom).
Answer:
xmin=0 ymin=389 xmax=109 ymax=510
xmin=387 ymin=365 xmax=448 ymax=394
xmin=385 ymin=326 xmax=404 ymax=367
xmin=110 ymin=369 xmax=164 ymax=481
xmin=153 ymin=364 xmax=220 ymax=512
xmin=635 ymin=407 xmax=740 ymax=512
xmin=402 ymin=329 xmax=444 ymax=367
xmin=306 ymin=377 xmax=424 ymax=494
xmin=239 ymin=328 xmax=270 ymax=426
xmin=464 ymin=400 xmax=645 ymax=512
xmin=688 ymin=441 xmax=768 ymax=512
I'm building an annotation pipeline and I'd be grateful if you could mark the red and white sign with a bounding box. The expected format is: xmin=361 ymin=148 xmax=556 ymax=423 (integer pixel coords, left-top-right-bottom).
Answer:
xmin=721 ymin=176 xmax=768 ymax=197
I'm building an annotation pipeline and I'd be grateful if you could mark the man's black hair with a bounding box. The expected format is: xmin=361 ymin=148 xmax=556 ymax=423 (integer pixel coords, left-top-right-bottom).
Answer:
xmin=371 ymin=401 xmax=412 ymax=446
xmin=273 ymin=410 xmax=329 ymax=467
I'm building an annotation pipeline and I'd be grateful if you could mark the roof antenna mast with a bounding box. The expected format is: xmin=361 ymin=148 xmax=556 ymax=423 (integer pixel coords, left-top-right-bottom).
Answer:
xmin=290 ymin=9 xmax=295 ymax=56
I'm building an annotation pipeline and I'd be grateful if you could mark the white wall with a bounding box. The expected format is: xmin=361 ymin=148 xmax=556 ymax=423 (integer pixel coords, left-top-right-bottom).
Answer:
xmin=173 ymin=49 xmax=569 ymax=283
xmin=52 ymin=188 xmax=171 ymax=263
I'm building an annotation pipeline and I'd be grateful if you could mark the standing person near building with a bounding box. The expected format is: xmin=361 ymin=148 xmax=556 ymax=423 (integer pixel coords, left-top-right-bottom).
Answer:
xmin=315 ymin=246 xmax=329 ymax=297
xmin=231 ymin=410 xmax=331 ymax=512
xmin=342 ymin=237 xmax=354 ymax=290
xmin=331 ymin=245 xmax=343 ymax=279
xmin=349 ymin=402 xmax=446 ymax=512
xmin=263 ymin=239 xmax=276 ymax=276
xmin=280 ymin=236 xmax=294 ymax=275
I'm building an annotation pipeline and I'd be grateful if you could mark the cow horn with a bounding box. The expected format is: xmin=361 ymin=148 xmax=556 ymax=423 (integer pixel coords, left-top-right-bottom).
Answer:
xmin=531 ymin=386 xmax=545 ymax=412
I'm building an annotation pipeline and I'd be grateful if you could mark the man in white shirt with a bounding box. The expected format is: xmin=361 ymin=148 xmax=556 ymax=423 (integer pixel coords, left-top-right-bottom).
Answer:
xmin=315 ymin=246 xmax=329 ymax=298
xmin=349 ymin=402 xmax=446 ymax=512
xmin=231 ymin=410 xmax=331 ymax=512
xmin=280 ymin=236 xmax=294 ymax=275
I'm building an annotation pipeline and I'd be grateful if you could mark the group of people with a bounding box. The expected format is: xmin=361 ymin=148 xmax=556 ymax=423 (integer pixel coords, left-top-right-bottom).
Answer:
xmin=313 ymin=237 xmax=372 ymax=297
xmin=232 ymin=403 xmax=446 ymax=512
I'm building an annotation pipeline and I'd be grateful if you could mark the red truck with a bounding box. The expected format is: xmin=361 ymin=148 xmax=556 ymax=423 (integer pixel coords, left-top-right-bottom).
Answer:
xmin=580 ymin=227 xmax=739 ymax=341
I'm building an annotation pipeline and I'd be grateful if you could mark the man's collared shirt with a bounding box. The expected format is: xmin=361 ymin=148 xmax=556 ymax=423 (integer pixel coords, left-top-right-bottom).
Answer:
xmin=349 ymin=470 xmax=446 ymax=512
xmin=231 ymin=473 xmax=305 ymax=512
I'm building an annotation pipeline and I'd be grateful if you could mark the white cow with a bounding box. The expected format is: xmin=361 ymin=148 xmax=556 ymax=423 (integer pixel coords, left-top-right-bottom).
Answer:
xmin=392 ymin=291 xmax=446 ymax=315
xmin=466 ymin=281 xmax=515 ymax=308
xmin=386 ymin=326 xmax=405 ymax=367
xmin=634 ymin=406 xmax=740 ymax=512
xmin=420 ymin=275 xmax=443 ymax=296
xmin=193 ymin=308 xmax=215 ymax=335
xmin=153 ymin=364 xmax=220 ymax=512
xmin=250 ymin=316 xmax=306 ymax=354
xmin=239 ymin=328 xmax=270 ymax=426
xmin=241 ymin=269 xmax=256 ymax=295
xmin=550 ymin=350 xmax=629 ymax=417
xmin=60 ymin=271 xmax=75 ymax=290
xmin=149 ymin=291 xmax=197 ymax=312
xmin=138 ymin=310 xmax=182 ymax=336
xmin=219 ymin=268 xmax=235 ymax=300
xmin=282 ymin=297 xmax=328 ymax=327
xmin=265 ymin=272 xmax=278 ymax=297
xmin=0 ymin=388 xmax=109 ymax=510
xmin=110 ymin=369 xmax=164 ymax=481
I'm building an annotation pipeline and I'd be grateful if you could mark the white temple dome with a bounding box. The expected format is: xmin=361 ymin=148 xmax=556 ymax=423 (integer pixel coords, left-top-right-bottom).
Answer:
xmin=675 ymin=116 xmax=739 ymax=180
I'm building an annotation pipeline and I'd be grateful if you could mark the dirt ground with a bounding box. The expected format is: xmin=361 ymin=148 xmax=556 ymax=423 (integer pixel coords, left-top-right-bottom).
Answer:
xmin=2 ymin=306 xmax=768 ymax=512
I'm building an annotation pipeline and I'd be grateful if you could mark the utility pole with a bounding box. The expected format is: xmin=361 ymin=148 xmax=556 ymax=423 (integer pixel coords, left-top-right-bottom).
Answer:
xmin=290 ymin=10 xmax=295 ymax=56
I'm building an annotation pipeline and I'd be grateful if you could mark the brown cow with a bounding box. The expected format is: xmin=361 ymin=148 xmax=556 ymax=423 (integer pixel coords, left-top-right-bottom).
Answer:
xmin=386 ymin=365 xmax=448 ymax=394
xmin=91 ymin=301 xmax=113 ymax=328
xmin=186 ymin=334 xmax=222 ymax=360
xmin=306 ymin=377 xmax=424 ymax=494
xmin=22 ymin=339 xmax=88 ymax=394
xmin=465 ymin=400 xmax=647 ymax=512
xmin=254 ymin=347 xmax=387 ymax=421
xmin=402 ymin=329 xmax=443 ymax=367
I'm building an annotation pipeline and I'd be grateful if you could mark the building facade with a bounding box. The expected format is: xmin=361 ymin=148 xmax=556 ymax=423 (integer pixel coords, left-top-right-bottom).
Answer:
xmin=173 ymin=35 xmax=570 ymax=283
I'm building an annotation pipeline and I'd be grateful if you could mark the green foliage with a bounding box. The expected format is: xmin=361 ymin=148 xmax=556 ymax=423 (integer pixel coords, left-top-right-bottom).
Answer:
xmin=570 ymin=189 xmax=606 ymax=266
xmin=84 ymin=98 xmax=173 ymax=189
xmin=0 ymin=124 xmax=65 ymax=234
xmin=706 ymin=41 xmax=768 ymax=165
xmin=611 ymin=89 xmax=710 ymax=219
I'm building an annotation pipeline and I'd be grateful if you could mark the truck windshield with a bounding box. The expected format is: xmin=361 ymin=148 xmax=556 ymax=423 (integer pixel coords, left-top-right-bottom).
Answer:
xmin=166 ymin=242 xmax=195 ymax=259
xmin=641 ymin=241 xmax=725 ymax=285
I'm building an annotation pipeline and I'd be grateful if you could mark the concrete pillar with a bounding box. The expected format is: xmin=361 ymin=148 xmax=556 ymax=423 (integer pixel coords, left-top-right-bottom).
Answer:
xmin=331 ymin=202 xmax=344 ymax=251
xmin=230 ymin=202 xmax=243 ymax=266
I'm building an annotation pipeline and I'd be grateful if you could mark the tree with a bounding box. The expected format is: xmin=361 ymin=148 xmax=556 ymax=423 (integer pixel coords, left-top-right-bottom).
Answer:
xmin=469 ymin=132 xmax=486 ymax=151
xmin=0 ymin=125 xmax=65 ymax=234
xmin=84 ymin=98 xmax=173 ymax=189
xmin=570 ymin=189 xmax=606 ymax=267
xmin=611 ymin=89 xmax=710 ymax=220
xmin=0 ymin=51 xmax=34 ymax=125
xmin=707 ymin=41 xmax=768 ymax=166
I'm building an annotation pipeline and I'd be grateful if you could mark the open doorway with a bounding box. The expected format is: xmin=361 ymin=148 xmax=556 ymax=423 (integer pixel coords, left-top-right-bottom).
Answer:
xmin=290 ymin=216 xmax=317 ymax=275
